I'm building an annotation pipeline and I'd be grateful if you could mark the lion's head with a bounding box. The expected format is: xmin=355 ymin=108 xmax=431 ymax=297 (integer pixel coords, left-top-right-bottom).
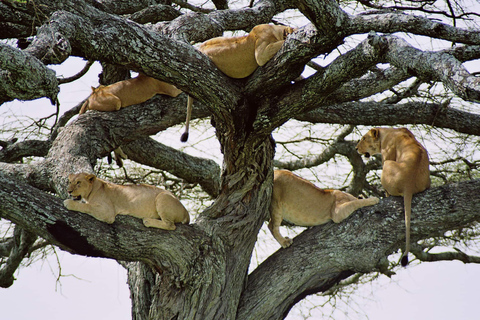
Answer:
xmin=356 ymin=128 xmax=382 ymax=158
xmin=67 ymin=173 xmax=96 ymax=200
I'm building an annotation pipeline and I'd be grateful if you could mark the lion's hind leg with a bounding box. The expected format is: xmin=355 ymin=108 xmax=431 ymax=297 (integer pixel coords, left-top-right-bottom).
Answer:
xmin=143 ymin=217 xmax=176 ymax=230
xmin=332 ymin=191 xmax=379 ymax=223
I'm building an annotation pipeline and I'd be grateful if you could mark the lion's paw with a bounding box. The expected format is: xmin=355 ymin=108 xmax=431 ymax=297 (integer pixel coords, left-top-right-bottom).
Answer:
xmin=281 ymin=237 xmax=293 ymax=248
xmin=64 ymin=199 xmax=75 ymax=210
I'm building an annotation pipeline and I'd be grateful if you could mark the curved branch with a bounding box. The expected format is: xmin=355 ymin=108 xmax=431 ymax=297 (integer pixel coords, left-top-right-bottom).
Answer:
xmin=57 ymin=59 xmax=94 ymax=84
xmin=273 ymin=126 xmax=354 ymax=171
xmin=238 ymin=179 xmax=480 ymax=319
xmin=259 ymin=33 xmax=389 ymax=133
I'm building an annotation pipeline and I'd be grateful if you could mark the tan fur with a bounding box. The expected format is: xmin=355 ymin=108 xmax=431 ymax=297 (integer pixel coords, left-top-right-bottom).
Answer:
xmin=356 ymin=127 xmax=430 ymax=266
xmin=79 ymin=73 xmax=182 ymax=114
xmin=63 ymin=173 xmax=189 ymax=230
xmin=180 ymin=24 xmax=295 ymax=142
xmin=269 ymin=169 xmax=379 ymax=248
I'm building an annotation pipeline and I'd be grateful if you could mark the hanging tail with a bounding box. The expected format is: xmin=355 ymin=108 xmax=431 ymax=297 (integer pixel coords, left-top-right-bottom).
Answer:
xmin=401 ymin=190 xmax=413 ymax=266
xmin=180 ymin=95 xmax=193 ymax=142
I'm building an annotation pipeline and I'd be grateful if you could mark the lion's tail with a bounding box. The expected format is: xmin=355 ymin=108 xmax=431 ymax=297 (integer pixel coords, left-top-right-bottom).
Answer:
xmin=401 ymin=190 xmax=413 ymax=267
xmin=180 ymin=95 xmax=193 ymax=142
xmin=79 ymin=99 xmax=89 ymax=114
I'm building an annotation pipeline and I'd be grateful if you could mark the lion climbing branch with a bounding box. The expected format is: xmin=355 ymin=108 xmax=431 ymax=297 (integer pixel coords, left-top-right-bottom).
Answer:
xmin=237 ymin=179 xmax=480 ymax=319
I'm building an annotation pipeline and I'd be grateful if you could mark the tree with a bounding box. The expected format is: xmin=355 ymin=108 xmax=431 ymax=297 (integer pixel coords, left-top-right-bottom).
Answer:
xmin=1 ymin=0 xmax=480 ymax=319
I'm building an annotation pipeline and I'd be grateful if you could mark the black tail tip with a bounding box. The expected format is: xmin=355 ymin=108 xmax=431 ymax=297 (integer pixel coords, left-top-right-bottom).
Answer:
xmin=180 ymin=132 xmax=189 ymax=142
xmin=401 ymin=255 xmax=409 ymax=267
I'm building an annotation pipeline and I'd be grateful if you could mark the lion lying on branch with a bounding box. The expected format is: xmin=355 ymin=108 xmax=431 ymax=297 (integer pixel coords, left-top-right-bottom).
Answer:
xmin=64 ymin=173 xmax=190 ymax=230
xmin=79 ymin=73 xmax=181 ymax=114
xmin=181 ymin=23 xmax=295 ymax=142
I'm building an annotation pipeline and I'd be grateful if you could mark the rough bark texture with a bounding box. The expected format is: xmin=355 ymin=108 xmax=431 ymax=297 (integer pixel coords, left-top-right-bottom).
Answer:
xmin=1 ymin=0 xmax=480 ymax=319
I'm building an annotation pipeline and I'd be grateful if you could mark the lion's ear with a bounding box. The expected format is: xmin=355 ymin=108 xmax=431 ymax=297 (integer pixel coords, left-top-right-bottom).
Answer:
xmin=370 ymin=128 xmax=380 ymax=139
xmin=85 ymin=174 xmax=96 ymax=183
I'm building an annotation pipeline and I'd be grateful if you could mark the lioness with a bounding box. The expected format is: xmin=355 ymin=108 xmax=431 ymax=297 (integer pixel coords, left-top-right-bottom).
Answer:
xmin=269 ymin=169 xmax=379 ymax=248
xmin=181 ymin=24 xmax=295 ymax=142
xmin=64 ymin=173 xmax=189 ymax=230
xmin=79 ymin=73 xmax=182 ymax=114
xmin=356 ymin=127 xmax=430 ymax=266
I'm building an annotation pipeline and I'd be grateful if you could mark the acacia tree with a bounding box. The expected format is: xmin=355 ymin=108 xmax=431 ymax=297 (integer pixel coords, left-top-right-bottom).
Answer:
xmin=1 ymin=0 xmax=480 ymax=319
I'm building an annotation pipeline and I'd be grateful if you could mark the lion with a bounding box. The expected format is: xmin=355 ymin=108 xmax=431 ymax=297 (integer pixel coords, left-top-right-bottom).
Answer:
xmin=180 ymin=24 xmax=295 ymax=142
xmin=79 ymin=73 xmax=182 ymax=114
xmin=63 ymin=173 xmax=190 ymax=230
xmin=269 ymin=169 xmax=379 ymax=248
xmin=356 ymin=127 xmax=430 ymax=266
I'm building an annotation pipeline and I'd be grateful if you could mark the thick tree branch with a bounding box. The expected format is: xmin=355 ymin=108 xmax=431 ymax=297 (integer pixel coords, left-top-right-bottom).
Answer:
xmin=0 ymin=43 xmax=58 ymax=104
xmin=0 ymin=139 xmax=51 ymax=163
xmin=127 ymin=4 xmax=181 ymax=24
xmin=296 ymin=101 xmax=480 ymax=136
xmin=0 ymin=172 xmax=209 ymax=283
xmin=348 ymin=12 xmax=480 ymax=45
xmin=238 ymin=179 xmax=480 ymax=319
xmin=382 ymin=35 xmax=480 ymax=103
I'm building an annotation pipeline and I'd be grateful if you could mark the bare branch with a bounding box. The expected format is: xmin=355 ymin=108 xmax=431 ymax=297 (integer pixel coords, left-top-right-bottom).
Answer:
xmin=57 ymin=59 xmax=94 ymax=84
xmin=0 ymin=226 xmax=37 ymax=288
xmin=410 ymin=244 xmax=480 ymax=264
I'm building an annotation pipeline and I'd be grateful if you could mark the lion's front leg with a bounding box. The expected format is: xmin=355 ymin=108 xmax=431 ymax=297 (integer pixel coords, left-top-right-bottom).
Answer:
xmin=63 ymin=199 xmax=116 ymax=224
xmin=268 ymin=205 xmax=293 ymax=248
xmin=255 ymin=40 xmax=285 ymax=66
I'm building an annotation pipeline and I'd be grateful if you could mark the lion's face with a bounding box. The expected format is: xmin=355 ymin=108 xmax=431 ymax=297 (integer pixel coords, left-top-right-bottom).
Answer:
xmin=67 ymin=173 xmax=96 ymax=200
xmin=356 ymin=129 xmax=381 ymax=158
